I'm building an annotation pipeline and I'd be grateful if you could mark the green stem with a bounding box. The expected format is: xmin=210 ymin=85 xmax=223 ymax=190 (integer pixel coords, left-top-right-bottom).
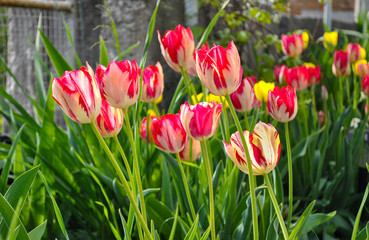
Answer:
xmin=201 ymin=140 xmax=216 ymax=240
xmin=123 ymin=109 xmax=147 ymax=225
xmin=299 ymin=92 xmax=309 ymax=137
xmin=345 ymin=76 xmax=351 ymax=103
xmin=353 ymin=73 xmax=358 ymax=111
xmin=285 ymin=122 xmax=293 ymax=229
xmin=310 ymin=86 xmax=317 ymax=130
xmin=180 ymin=66 xmax=198 ymax=103
xmin=263 ymin=174 xmax=289 ymax=240
xmin=339 ymin=76 xmax=344 ymax=113
xmin=243 ymin=112 xmax=250 ymax=130
xmin=152 ymin=103 xmax=161 ymax=117
xmin=90 ymin=123 xmax=153 ymax=240
xmin=113 ymin=136 xmax=134 ymax=189
xmin=175 ymin=153 xmax=197 ymax=220
xmin=225 ymin=95 xmax=259 ymax=240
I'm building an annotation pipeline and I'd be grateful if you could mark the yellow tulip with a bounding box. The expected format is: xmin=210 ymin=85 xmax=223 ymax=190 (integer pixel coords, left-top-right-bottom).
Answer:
xmin=361 ymin=47 xmax=366 ymax=60
xmin=303 ymin=62 xmax=316 ymax=68
xmin=354 ymin=59 xmax=369 ymax=76
xmin=254 ymin=81 xmax=275 ymax=103
xmin=323 ymin=31 xmax=338 ymax=51
xmin=147 ymin=109 xmax=156 ymax=117
xmin=192 ymin=93 xmax=229 ymax=108
xmin=154 ymin=94 xmax=163 ymax=104
xmin=302 ymin=32 xmax=309 ymax=48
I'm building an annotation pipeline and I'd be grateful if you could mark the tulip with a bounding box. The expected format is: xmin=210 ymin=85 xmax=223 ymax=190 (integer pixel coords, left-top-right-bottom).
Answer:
xmin=302 ymin=31 xmax=309 ymax=48
xmin=52 ymin=63 xmax=101 ymax=124
xmin=158 ymin=25 xmax=195 ymax=72
xmin=281 ymin=33 xmax=304 ymax=58
xmin=94 ymin=99 xmax=124 ymax=138
xmin=96 ymin=60 xmax=140 ymax=109
xmin=140 ymin=62 xmax=164 ymax=103
xmin=223 ymin=121 xmax=281 ymax=175
xmin=323 ymin=31 xmax=338 ymax=50
xmin=254 ymin=80 xmax=275 ymax=103
xmin=346 ymin=43 xmax=361 ymax=63
xmin=180 ymin=101 xmax=222 ymax=140
xmin=304 ymin=63 xmax=321 ymax=85
xmin=362 ymin=75 xmax=369 ymax=97
xmin=321 ymin=85 xmax=329 ymax=101
xmin=152 ymin=114 xmax=188 ymax=153
xmin=318 ymin=110 xmax=325 ymax=126
xmin=179 ymin=139 xmax=201 ymax=161
xmin=191 ymin=93 xmax=229 ymax=108
xmin=267 ymin=86 xmax=298 ymax=122
xmin=195 ymin=41 xmax=242 ymax=96
xmin=361 ymin=47 xmax=366 ymax=60
xmin=284 ymin=66 xmax=310 ymax=91
xmin=332 ymin=50 xmax=350 ymax=77
xmin=355 ymin=59 xmax=369 ymax=77
xmin=139 ymin=116 xmax=155 ymax=143
xmin=230 ymin=77 xmax=256 ymax=113
xmin=188 ymin=42 xmax=210 ymax=76
xmin=274 ymin=65 xmax=287 ymax=84
xmin=247 ymin=75 xmax=258 ymax=86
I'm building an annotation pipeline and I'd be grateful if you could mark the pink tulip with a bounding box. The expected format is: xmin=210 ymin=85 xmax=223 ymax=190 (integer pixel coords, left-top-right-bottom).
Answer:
xmin=195 ymin=41 xmax=242 ymax=96
xmin=346 ymin=43 xmax=361 ymax=63
xmin=158 ymin=25 xmax=195 ymax=72
xmin=357 ymin=62 xmax=369 ymax=77
xmin=188 ymin=42 xmax=210 ymax=76
xmin=223 ymin=122 xmax=281 ymax=175
xmin=307 ymin=65 xmax=321 ymax=85
xmin=96 ymin=60 xmax=140 ymax=109
xmin=281 ymin=34 xmax=304 ymax=58
xmin=284 ymin=66 xmax=310 ymax=91
xmin=247 ymin=76 xmax=258 ymax=86
xmin=52 ymin=63 xmax=101 ymax=124
xmin=152 ymin=114 xmax=188 ymax=153
xmin=140 ymin=62 xmax=164 ymax=103
xmin=230 ymin=77 xmax=256 ymax=113
xmin=179 ymin=139 xmax=201 ymax=161
xmin=362 ymin=74 xmax=369 ymax=97
xmin=332 ymin=50 xmax=350 ymax=77
xmin=274 ymin=65 xmax=287 ymax=84
xmin=267 ymin=86 xmax=298 ymax=122
xmin=139 ymin=116 xmax=155 ymax=143
xmin=180 ymin=101 xmax=222 ymax=140
xmin=94 ymin=99 xmax=124 ymax=138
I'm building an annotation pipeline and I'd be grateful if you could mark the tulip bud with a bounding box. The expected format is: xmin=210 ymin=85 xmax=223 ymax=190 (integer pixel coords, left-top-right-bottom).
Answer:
xmin=332 ymin=50 xmax=351 ymax=77
xmin=223 ymin=122 xmax=281 ymax=175
xmin=140 ymin=62 xmax=164 ymax=103
xmin=94 ymin=99 xmax=124 ymax=138
xmin=321 ymin=85 xmax=329 ymax=101
xmin=318 ymin=110 xmax=325 ymax=126
xmin=362 ymin=74 xmax=369 ymax=97
xmin=281 ymin=34 xmax=304 ymax=58
xmin=323 ymin=31 xmax=338 ymax=51
xmin=355 ymin=59 xmax=369 ymax=77
xmin=267 ymin=86 xmax=298 ymax=122
xmin=254 ymin=81 xmax=275 ymax=103
xmin=284 ymin=66 xmax=310 ymax=91
xmin=139 ymin=116 xmax=155 ymax=143
xmin=195 ymin=41 xmax=242 ymax=96
xmin=188 ymin=42 xmax=210 ymax=76
xmin=230 ymin=77 xmax=256 ymax=113
xmin=274 ymin=65 xmax=287 ymax=84
xmin=346 ymin=43 xmax=361 ymax=63
xmin=52 ymin=63 xmax=101 ymax=124
xmin=302 ymin=31 xmax=309 ymax=48
xmin=179 ymin=139 xmax=201 ymax=162
xmin=304 ymin=63 xmax=321 ymax=85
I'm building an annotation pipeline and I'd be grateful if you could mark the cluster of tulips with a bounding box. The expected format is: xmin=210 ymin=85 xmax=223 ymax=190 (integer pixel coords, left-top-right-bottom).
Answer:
xmin=51 ymin=23 xmax=369 ymax=239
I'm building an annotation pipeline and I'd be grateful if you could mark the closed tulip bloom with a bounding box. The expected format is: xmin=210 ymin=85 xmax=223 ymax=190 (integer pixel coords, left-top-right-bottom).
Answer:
xmin=355 ymin=59 xmax=369 ymax=77
xmin=140 ymin=62 xmax=164 ymax=103
xmin=361 ymin=47 xmax=366 ymax=59
xmin=158 ymin=25 xmax=195 ymax=72
xmin=52 ymin=63 xmax=101 ymax=124
xmin=195 ymin=41 xmax=242 ymax=96
xmin=274 ymin=65 xmax=287 ymax=84
xmin=179 ymin=139 xmax=201 ymax=162
xmin=362 ymin=75 xmax=369 ymax=97
xmin=321 ymin=85 xmax=329 ymax=101
xmin=96 ymin=60 xmax=140 ymax=109
xmin=346 ymin=43 xmax=361 ymax=63
xmin=188 ymin=42 xmax=210 ymax=76
xmin=267 ymin=86 xmax=298 ymax=122
xmin=180 ymin=101 xmax=222 ymax=140
xmin=230 ymin=77 xmax=256 ymax=113
xmin=323 ymin=31 xmax=338 ymax=50
xmin=94 ymin=99 xmax=124 ymax=138
xmin=305 ymin=64 xmax=321 ymax=85
xmin=281 ymin=34 xmax=304 ymax=58
xmin=302 ymin=31 xmax=309 ymax=48
xmin=152 ymin=114 xmax=188 ymax=153
xmin=139 ymin=116 xmax=155 ymax=143
xmin=332 ymin=50 xmax=351 ymax=77
xmin=254 ymin=80 xmax=275 ymax=103
xmin=284 ymin=66 xmax=310 ymax=91
xmin=223 ymin=122 xmax=281 ymax=175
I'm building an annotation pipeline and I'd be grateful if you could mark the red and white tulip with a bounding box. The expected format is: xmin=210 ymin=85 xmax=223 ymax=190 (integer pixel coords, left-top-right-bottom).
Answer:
xmin=284 ymin=66 xmax=310 ymax=91
xmin=94 ymin=99 xmax=124 ymax=138
xmin=332 ymin=50 xmax=350 ymax=77
xmin=179 ymin=139 xmax=201 ymax=162
xmin=195 ymin=41 xmax=242 ymax=96
xmin=140 ymin=62 xmax=164 ymax=103
xmin=267 ymin=86 xmax=298 ymax=122
xmin=223 ymin=122 xmax=281 ymax=175
xmin=346 ymin=43 xmax=361 ymax=63
xmin=281 ymin=34 xmax=304 ymax=58
xmin=362 ymin=74 xmax=369 ymax=97
xmin=139 ymin=116 xmax=155 ymax=144
xmin=180 ymin=101 xmax=222 ymax=140
xmin=230 ymin=77 xmax=256 ymax=113
xmin=52 ymin=63 xmax=101 ymax=124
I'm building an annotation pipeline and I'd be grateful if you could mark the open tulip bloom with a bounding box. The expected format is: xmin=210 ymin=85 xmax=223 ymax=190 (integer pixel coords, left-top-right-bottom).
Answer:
xmin=52 ymin=63 xmax=102 ymax=124
xmin=140 ymin=62 xmax=164 ymax=103
xmin=230 ymin=77 xmax=256 ymax=113
xmin=281 ymin=33 xmax=304 ymax=58
xmin=195 ymin=41 xmax=242 ymax=96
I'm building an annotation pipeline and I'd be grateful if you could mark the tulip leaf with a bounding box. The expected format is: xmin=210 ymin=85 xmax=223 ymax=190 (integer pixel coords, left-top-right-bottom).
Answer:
xmin=356 ymin=222 xmax=369 ymax=240
xmin=28 ymin=220 xmax=47 ymax=240
xmin=34 ymin=14 xmax=47 ymax=107
xmin=99 ymin=36 xmax=109 ymax=67
xmin=119 ymin=209 xmax=131 ymax=240
xmin=112 ymin=41 xmax=140 ymax=62
xmin=62 ymin=15 xmax=82 ymax=68
xmin=298 ymin=211 xmax=336 ymax=236
xmin=161 ymin=159 xmax=174 ymax=210
xmin=200 ymin=226 xmax=211 ymax=240
xmin=289 ymin=200 xmax=316 ymax=239
xmin=351 ymin=182 xmax=369 ymax=240
xmin=184 ymin=214 xmax=199 ymax=240
xmin=39 ymin=28 xmax=73 ymax=77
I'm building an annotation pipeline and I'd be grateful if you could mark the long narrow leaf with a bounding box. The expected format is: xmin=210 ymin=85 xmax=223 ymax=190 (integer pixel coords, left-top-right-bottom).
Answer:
xmin=289 ymin=200 xmax=316 ymax=239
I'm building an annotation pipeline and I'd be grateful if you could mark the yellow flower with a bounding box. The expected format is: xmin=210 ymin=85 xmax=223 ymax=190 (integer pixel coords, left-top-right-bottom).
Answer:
xmin=323 ymin=31 xmax=338 ymax=51
xmin=361 ymin=47 xmax=366 ymax=60
xmin=147 ymin=109 xmax=156 ymax=117
xmin=191 ymin=93 xmax=229 ymax=108
xmin=154 ymin=94 xmax=163 ymax=104
xmin=354 ymin=59 xmax=368 ymax=76
xmin=303 ymin=62 xmax=316 ymax=68
xmin=254 ymin=81 xmax=275 ymax=103
xmin=302 ymin=32 xmax=309 ymax=48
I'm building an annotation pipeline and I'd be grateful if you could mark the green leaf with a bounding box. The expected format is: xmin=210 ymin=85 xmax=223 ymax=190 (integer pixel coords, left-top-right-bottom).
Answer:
xmin=289 ymin=200 xmax=316 ymax=239
xmin=39 ymin=28 xmax=73 ymax=77
xmin=99 ymin=37 xmax=109 ymax=67
xmin=112 ymin=41 xmax=140 ymax=62
xmin=34 ymin=14 xmax=47 ymax=107
xmin=351 ymin=182 xmax=369 ymax=240
xmin=184 ymin=214 xmax=199 ymax=240
xmin=200 ymin=226 xmax=211 ymax=240
xmin=119 ymin=209 xmax=131 ymax=240
xmin=62 ymin=15 xmax=82 ymax=68
xmin=161 ymin=159 xmax=174 ymax=210
xmin=356 ymin=222 xmax=369 ymax=240
xmin=28 ymin=220 xmax=47 ymax=240
xmin=299 ymin=211 xmax=336 ymax=236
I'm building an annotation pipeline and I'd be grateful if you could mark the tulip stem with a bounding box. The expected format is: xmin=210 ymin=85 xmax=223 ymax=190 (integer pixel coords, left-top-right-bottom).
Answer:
xmin=201 ymin=140 xmax=216 ymax=240
xmin=90 ymin=123 xmax=153 ymax=240
xmin=175 ymin=153 xmax=197 ymax=221
xmin=180 ymin=66 xmax=198 ymax=104
xmin=225 ymin=95 xmax=259 ymax=240
xmin=338 ymin=76 xmax=344 ymax=113
xmin=263 ymin=174 xmax=289 ymax=240
xmin=123 ymin=109 xmax=148 ymax=226
xmin=285 ymin=122 xmax=293 ymax=229
xmin=310 ymin=85 xmax=317 ymax=130
xmin=346 ymin=76 xmax=351 ymax=103
xmin=243 ymin=112 xmax=250 ymax=130
xmin=353 ymin=73 xmax=358 ymax=110
xmin=113 ymin=136 xmax=135 ymax=191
